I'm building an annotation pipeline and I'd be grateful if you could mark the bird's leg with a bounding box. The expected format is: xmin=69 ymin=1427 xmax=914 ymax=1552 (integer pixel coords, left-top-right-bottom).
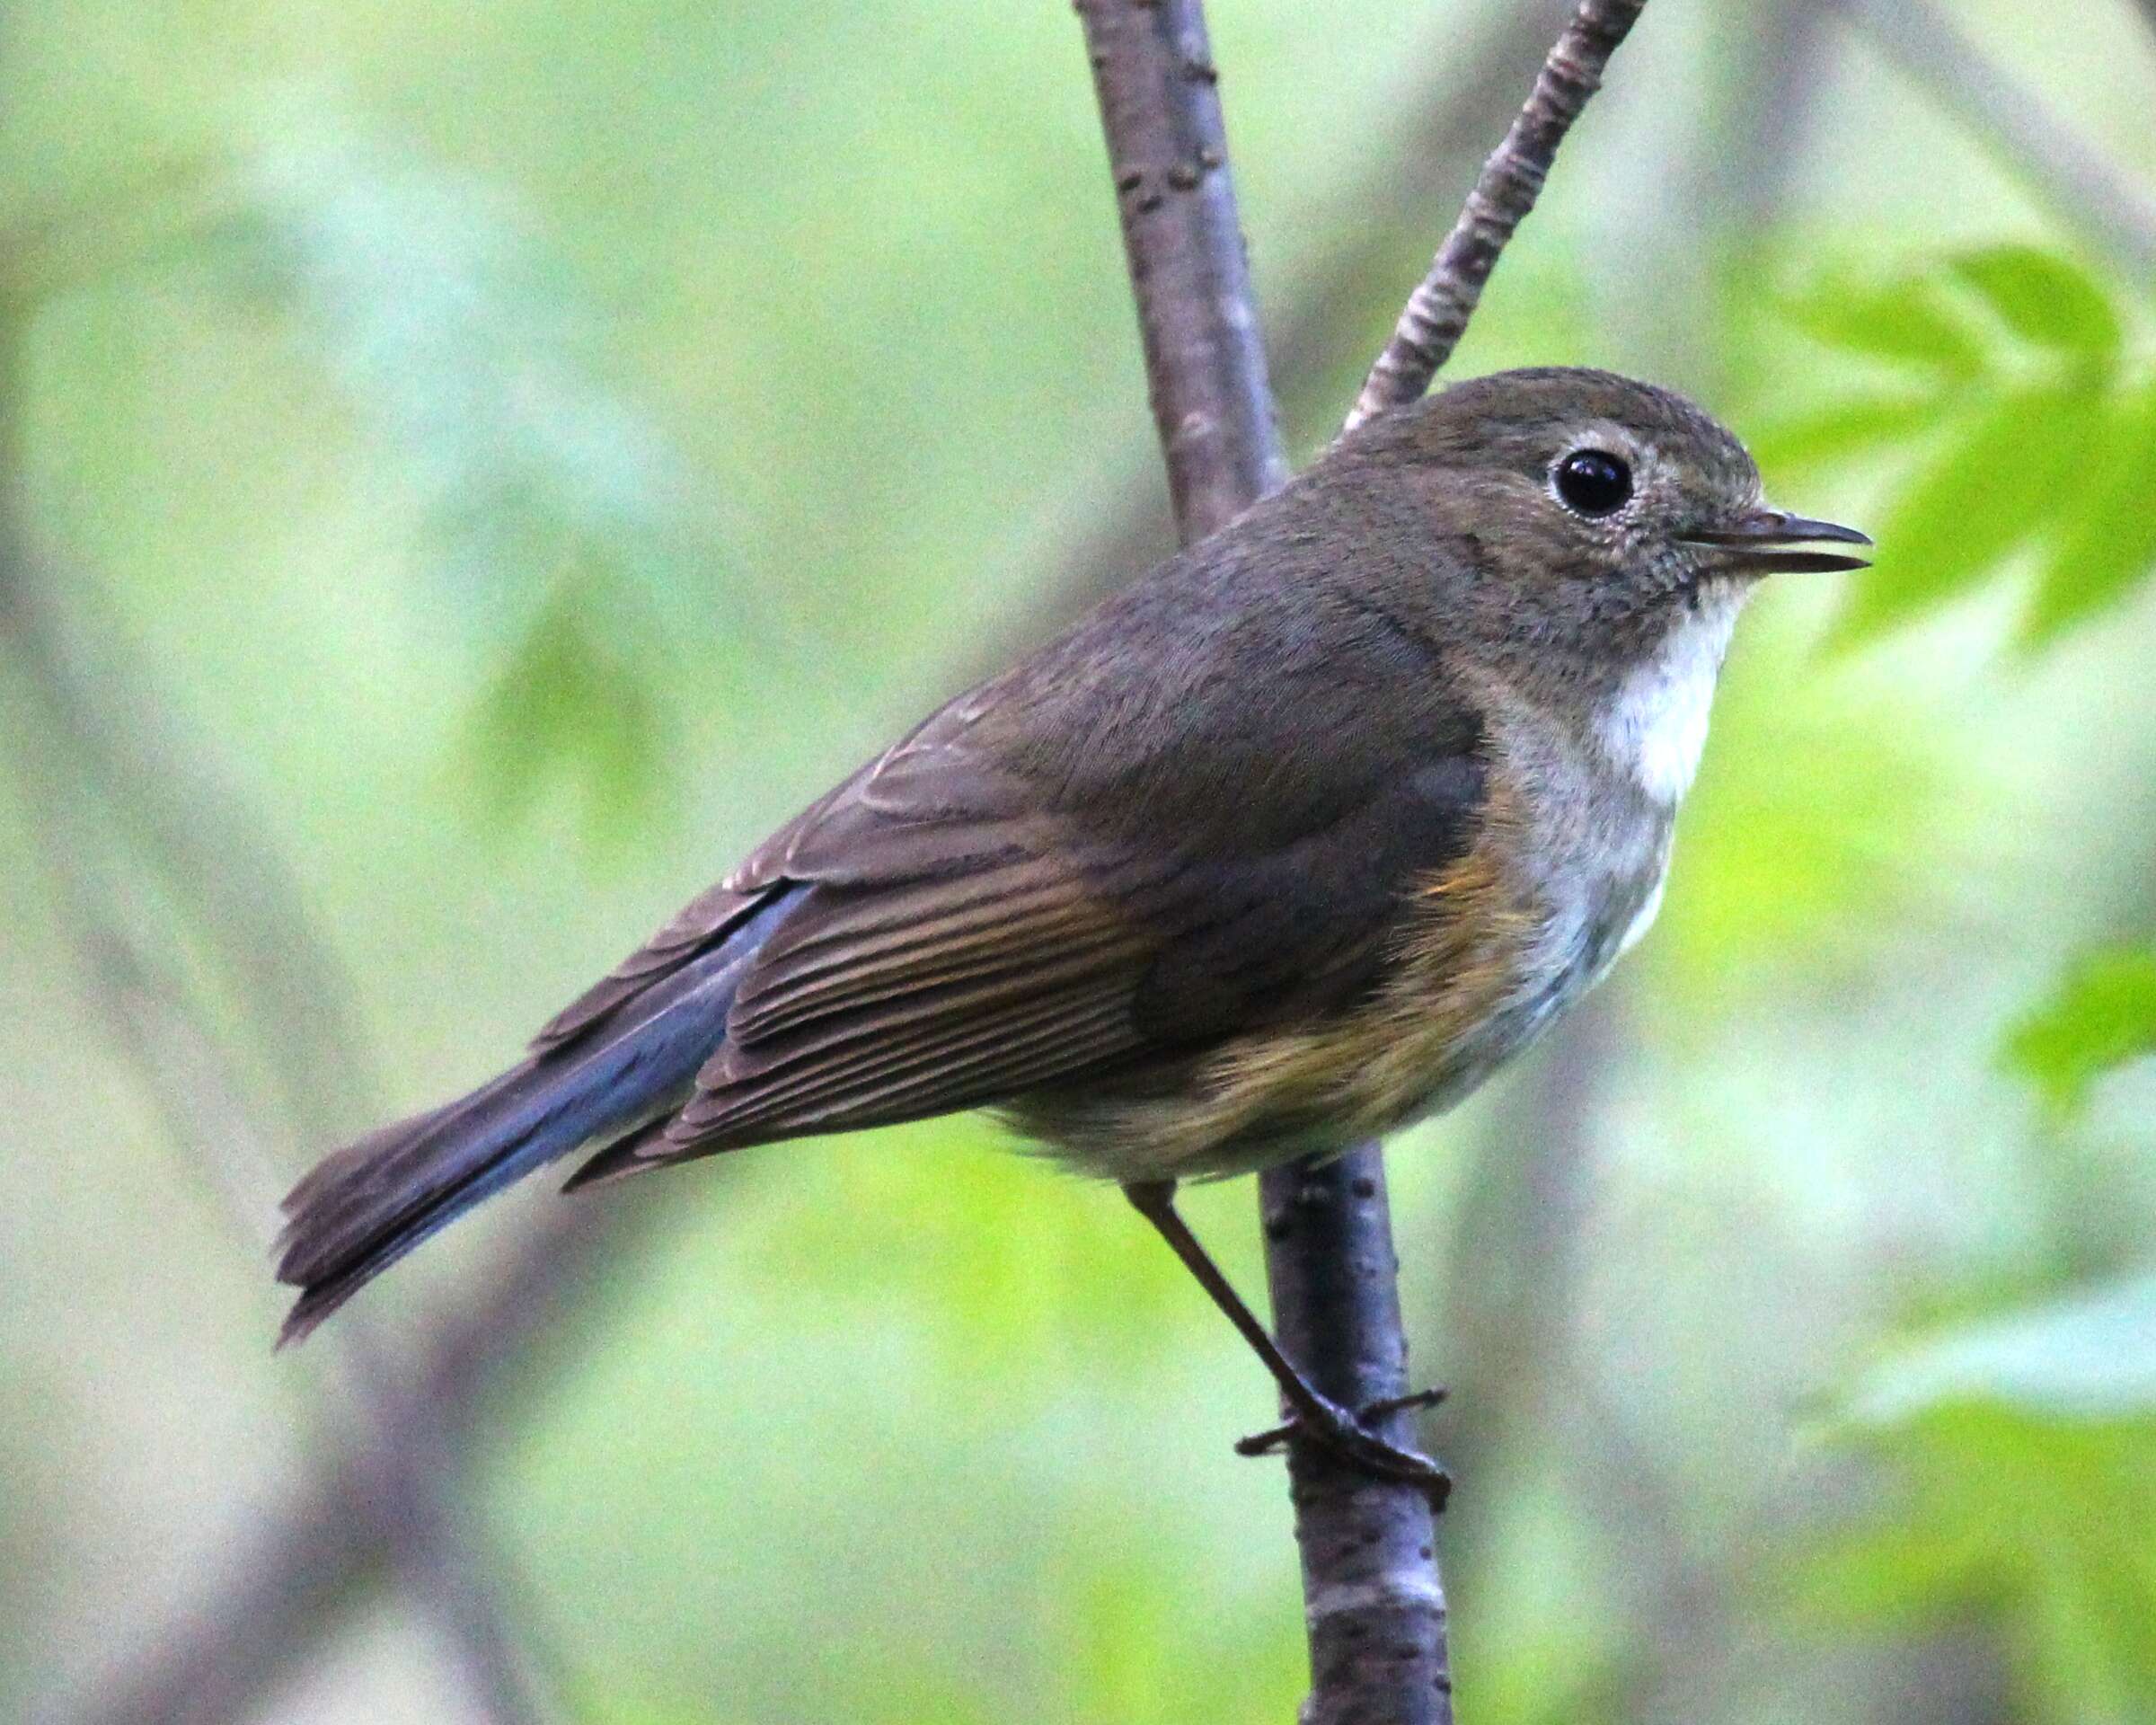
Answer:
xmin=1121 ymin=1179 xmax=1450 ymax=1508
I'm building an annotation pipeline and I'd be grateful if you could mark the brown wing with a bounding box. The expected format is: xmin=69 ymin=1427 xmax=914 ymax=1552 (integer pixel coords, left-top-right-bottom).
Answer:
xmin=559 ymin=491 xmax=1495 ymax=1181
xmin=560 ymin=698 xmax=1484 ymax=1187
xmin=560 ymin=688 xmax=1156 ymax=1179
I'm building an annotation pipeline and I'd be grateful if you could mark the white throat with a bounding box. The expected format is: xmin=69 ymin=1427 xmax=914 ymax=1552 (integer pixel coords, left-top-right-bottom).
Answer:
xmin=1596 ymin=591 xmax=1743 ymax=806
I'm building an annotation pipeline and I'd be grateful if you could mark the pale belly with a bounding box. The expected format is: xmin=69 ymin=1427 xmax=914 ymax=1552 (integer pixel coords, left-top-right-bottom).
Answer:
xmin=1014 ymin=774 xmax=1675 ymax=1184
xmin=1008 ymin=639 xmax=1710 ymax=1182
xmin=1346 ymin=817 xmax=1671 ymax=1148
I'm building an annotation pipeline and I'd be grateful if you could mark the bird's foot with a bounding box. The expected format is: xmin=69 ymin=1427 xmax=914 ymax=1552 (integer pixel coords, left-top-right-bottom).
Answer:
xmin=1237 ymin=1387 xmax=1451 ymax=1510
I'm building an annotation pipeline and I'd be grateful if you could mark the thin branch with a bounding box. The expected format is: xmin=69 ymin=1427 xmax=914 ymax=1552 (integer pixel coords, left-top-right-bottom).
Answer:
xmin=1347 ymin=0 xmax=1647 ymax=431
xmin=1257 ymin=1159 xmax=1453 ymax=1723
xmin=1074 ymin=4 xmax=1453 ymax=1721
xmin=1828 ymin=0 xmax=2156 ymax=282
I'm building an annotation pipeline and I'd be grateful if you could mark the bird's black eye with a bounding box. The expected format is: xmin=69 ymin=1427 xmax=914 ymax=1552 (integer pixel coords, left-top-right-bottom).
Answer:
xmin=1553 ymin=448 xmax=1632 ymax=517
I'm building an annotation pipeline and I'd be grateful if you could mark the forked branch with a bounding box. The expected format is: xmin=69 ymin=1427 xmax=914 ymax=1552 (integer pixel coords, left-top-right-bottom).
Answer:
xmin=1074 ymin=3 xmax=1651 ymax=1721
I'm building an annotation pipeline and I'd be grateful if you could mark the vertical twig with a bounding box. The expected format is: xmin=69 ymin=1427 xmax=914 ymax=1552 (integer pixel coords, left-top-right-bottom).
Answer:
xmin=1259 ymin=1155 xmax=1452 ymax=1721
xmin=1347 ymin=0 xmax=1646 ymax=430
xmin=1076 ymin=0 xmax=1288 ymax=537
xmin=1074 ymin=5 xmax=1450 ymax=1721
xmin=1080 ymin=1 xmax=1656 ymax=1716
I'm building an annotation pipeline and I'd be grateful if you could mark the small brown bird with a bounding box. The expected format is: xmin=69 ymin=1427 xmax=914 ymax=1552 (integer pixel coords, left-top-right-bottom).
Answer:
xmin=277 ymin=367 xmax=1867 ymax=1482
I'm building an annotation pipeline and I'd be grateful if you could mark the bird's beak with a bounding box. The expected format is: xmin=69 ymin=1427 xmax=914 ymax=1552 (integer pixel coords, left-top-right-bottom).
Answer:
xmin=1680 ymin=507 xmax=1873 ymax=575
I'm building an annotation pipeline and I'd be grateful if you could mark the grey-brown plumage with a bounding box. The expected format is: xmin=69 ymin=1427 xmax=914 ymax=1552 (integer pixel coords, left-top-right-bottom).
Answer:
xmin=277 ymin=367 xmax=1868 ymax=1343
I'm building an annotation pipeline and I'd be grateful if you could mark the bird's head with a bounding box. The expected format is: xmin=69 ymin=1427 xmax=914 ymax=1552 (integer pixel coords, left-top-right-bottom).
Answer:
xmin=1323 ymin=366 xmax=1870 ymax=804
xmin=1337 ymin=365 xmax=1869 ymax=669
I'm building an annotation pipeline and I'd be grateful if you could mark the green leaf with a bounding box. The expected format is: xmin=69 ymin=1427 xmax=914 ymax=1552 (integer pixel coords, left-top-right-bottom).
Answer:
xmin=2023 ymin=383 xmax=2156 ymax=646
xmin=1844 ymin=1277 xmax=2156 ymax=1428
xmin=2005 ymin=948 xmax=2156 ymax=1118
xmin=463 ymin=573 xmax=670 ymax=845
xmin=1782 ymin=277 xmax=1988 ymax=377
xmin=1795 ymin=1406 xmax=2156 ymax=1725
xmin=1832 ymin=379 xmax=2105 ymax=645
xmin=1750 ymin=392 xmax=1945 ymax=475
xmin=1798 ymin=1284 xmax=2156 ymax=1725
xmin=1950 ymin=244 xmax=2123 ymax=367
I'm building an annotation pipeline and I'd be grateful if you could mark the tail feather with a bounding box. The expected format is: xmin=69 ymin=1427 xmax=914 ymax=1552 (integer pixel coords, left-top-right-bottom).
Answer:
xmin=559 ymin=1114 xmax=676 ymax=1193
xmin=275 ymin=892 xmax=795 ymax=1344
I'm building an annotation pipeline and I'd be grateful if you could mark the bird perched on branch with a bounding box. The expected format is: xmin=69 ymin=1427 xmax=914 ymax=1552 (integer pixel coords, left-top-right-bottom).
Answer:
xmin=277 ymin=367 xmax=1867 ymax=1485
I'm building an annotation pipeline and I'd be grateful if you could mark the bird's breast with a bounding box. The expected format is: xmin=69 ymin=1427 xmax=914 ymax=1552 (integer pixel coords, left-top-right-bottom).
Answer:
xmin=1498 ymin=693 xmax=1681 ymax=1004
xmin=1014 ymin=709 xmax=1682 ymax=1184
xmin=1592 ymin=588 xmax=1743 ymax=807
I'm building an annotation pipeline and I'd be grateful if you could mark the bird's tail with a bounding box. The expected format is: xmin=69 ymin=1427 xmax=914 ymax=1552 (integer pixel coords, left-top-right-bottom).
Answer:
xmin=274 ymin=895 xmax=792 ymax=1346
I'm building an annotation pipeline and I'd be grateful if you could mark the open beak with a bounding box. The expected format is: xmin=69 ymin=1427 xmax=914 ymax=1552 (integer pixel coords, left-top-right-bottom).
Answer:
xmin=1680 ymin=508 xmax=1873 ymax=575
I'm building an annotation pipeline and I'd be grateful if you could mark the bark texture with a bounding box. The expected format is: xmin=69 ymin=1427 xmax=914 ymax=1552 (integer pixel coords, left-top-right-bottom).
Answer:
xmin=1075 ymin=4 xmax=1451 ymax=1720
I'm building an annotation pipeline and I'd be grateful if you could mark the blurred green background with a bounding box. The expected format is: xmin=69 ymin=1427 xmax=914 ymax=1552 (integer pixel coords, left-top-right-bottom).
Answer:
xmin=6 ymin=1 xmax=2156 ymax=1721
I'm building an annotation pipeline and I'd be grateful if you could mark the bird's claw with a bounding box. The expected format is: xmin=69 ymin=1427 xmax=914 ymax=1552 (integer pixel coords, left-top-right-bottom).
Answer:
xmin=1236 ymin=1386 xmax=1451 ymax=1510
xmin=1234 ymin=1385 xmax=1447 ymax=1454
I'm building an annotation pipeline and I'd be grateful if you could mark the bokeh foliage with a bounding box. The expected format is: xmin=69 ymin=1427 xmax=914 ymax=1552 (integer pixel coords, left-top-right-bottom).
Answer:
xmin=1753 ymin=234 xmax=2156 ymax=1725
xmin=1805 ymin=1278 xmax=2156 ymax=1725
xmin=1762 ymin=243 xmax=2156 ymax=647
xmin=4 ymin=3 xmax=2156 ymax=1724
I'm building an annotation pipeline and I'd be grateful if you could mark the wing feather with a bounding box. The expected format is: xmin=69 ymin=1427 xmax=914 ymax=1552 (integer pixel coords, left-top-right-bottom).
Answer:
xmin=548 ymin=606 xmax=1490 ymax=1184
xmin=729 ymin=874 xmax=1109 ymax=1043
xmin=534 ymin=881 xmax=771 ymax=1050
xmin=679 ymin=981 xmax=1136 ymax=1143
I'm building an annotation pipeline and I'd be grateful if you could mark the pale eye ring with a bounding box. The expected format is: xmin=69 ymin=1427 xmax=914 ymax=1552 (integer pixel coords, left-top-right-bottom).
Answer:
xmin=1553 ymin=448 xmax=1633 ymax=517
